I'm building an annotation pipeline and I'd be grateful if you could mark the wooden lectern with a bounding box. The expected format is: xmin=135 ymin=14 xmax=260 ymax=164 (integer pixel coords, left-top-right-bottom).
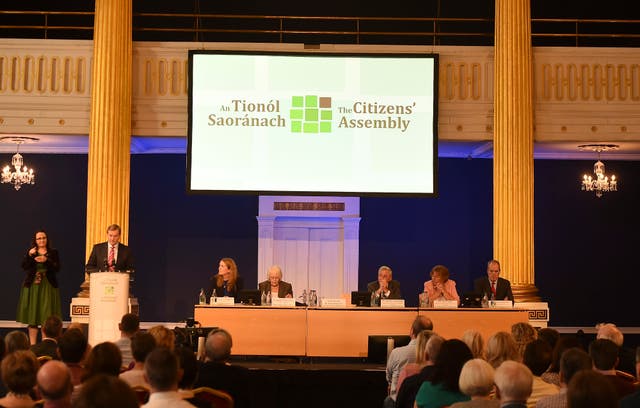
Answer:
xmin=88 ymin=271 xmax=130 ymax=346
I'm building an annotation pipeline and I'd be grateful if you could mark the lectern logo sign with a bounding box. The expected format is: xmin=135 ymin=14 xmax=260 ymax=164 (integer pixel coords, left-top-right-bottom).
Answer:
xmin=290 ymin=95 xmax=332 ymax=133
xmin=104 ymin=286 xmax=114 ymax=296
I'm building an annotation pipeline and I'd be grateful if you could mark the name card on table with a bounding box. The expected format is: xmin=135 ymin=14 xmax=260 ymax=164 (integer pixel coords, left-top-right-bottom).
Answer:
xmin=271 ymin=297 xmax=296 ymax=308
xmin=381 ymin=299 xmax=405 ymax=308
xmin=210 ymin=296 xmax=235 ymax=306
xmin=433 ymin=299 xmax=458 ymax=309
xmin=490 ymin=300 xmax=513 ymax=309
xmin=320 ymin=298 xmax=347 ymax=308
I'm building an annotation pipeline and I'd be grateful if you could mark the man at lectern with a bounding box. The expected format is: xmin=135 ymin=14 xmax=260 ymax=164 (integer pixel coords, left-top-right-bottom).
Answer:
xmin=473 ymin=259 xmax=514 ymax=301
xmin=85 ymin=224 xmax=135 ymax=273
xmin=367 ymin=265 xmax=402 ymax=299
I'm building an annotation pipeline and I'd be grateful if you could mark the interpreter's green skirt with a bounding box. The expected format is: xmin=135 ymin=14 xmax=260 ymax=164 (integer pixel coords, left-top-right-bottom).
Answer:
xmin=16 ymin=263 xmax=62 ymax=326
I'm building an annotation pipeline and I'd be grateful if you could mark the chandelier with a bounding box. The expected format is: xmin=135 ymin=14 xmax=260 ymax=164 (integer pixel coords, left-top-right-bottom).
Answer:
xmin=1 ymin=136 xmax=38 ymax=191
xmin=578 ymin=144 xmax=618 ymax=198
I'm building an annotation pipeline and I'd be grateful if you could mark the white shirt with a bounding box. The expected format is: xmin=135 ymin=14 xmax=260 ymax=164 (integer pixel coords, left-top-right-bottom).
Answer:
xmin=142 ymin=391 xmax=196 ymax=408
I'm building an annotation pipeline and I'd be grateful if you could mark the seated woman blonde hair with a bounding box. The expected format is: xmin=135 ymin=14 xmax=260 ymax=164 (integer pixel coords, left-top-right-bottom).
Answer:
xmin=449 ymin=359 xmax=499 ymax=408
xmin=461 ymin=330 xmax=485 ymax=359
xmin=485 ymin=331 xmax=520 ymax=369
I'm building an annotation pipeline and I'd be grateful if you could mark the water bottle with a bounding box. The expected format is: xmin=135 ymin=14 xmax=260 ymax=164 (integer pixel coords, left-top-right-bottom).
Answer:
xmin=481 ymin=292 xmax=489 ymax=308
xmin=198 ymin=288 xmax=206 ymax=305
xmin=210 ymin=290 xmax=217 ymax=305
xmin=266 ymin=291 xmax=272 ymax=306
xmin=309 ymin=290 xmax=317 ymax=307
xmin=419 ymin=291 xmax=429 ymax=308
xmin=370 ymin=291 xmax=379 ymax=307
xmin=302 ymin=289 xmax=308 ymax=305
xmin=261 ymin=291 xmax=267 ymax=306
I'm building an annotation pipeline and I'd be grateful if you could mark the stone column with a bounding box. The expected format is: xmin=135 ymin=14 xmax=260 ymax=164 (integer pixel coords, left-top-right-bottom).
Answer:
xmin=79 ymin=0 xmax=132 ymax=296
xmin=493 ymin=0 xmax=539 ymax=301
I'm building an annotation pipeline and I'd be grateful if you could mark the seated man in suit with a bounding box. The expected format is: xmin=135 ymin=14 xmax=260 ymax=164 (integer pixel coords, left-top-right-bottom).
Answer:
xmin=473 ymin=259 xmax=514 ymax=301
xmin=85 ymin=224 xmax=135 ymax=273
xmin=367 ymin=265 xmax=402 ymax=301
xmin=257 ymin=265 xmax=293 ymax=298
xmin=31 ymin=315 xmax=63 ymax=360
xmin=194 ymin=328 xmax=250 ymax=408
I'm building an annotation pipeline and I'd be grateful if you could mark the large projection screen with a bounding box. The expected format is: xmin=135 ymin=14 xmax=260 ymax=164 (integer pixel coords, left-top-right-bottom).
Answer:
xmin=187 ymin=50 xmax=438 ymax=197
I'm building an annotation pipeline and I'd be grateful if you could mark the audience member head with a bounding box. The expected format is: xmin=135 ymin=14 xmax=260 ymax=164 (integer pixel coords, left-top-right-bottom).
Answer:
xmin=37 ymin=360 xmax=73 ymax=403
xmin=547 ymin=335 xmax=583 ymax=374
xmin=5 ymin=330 xmax=30 ymax=353
xmin=175 ymin=345 xmax=198 ymax=390
xmin=428 ymin=339 xmax=473 ymax=393
xmin=429 ymin=264 xmax=450 ymax=283
xmin=205 ymin=328 xmax=233 ymax=363
xmin=537 ymin=328 xmax=560 ymax=350
xmin=131 ymin=331 xmax=156 ymax=363
xmin=118 ymin=313 xmax=140 ymax=336
xmin=148 ymin=325 xmax=176 ymax=351
xmin=494 ymin=361 xmax=533 ymax=404
xmin=42 ymin=315 xmax=63 ymax=339
xmin=83 ymin=342 xmax=122 ymax=380
xmin=0 ymin=335 xmax=4 ymax=359
xmin=588 ymin=339 xmax=619 ymax=371
xmin=559 ymin=348 xmax=593 ymax=386
xmin=58 ymin=328 xmax=88 ymax=364
xmin=523 ymin=338 xmax=553 ymax=376
xmin=595 ymin=323 xmax=623 ymax=347
xmin=425 ymin=334 xmax=445 ymax=365
xmin=74 ymin=374 xmax=139 ymax=408
xmin=458 ymin=358 xmax=496 ymax=398
xmin=511 ymin=322 xmax=538 ymax=358
xmin=636 ymin=346 xmax=640 ymax=378
xmin=410 ymin=315 xmax=434 ymax=338
xmin=1 ymin=350 xmax=39 ymax=395
xmin=486 ymin=331 xmax=520 ymax=368
xmin=566 ymin=370 xmax=617 ymax=408
xmin=145 ymin=347 xmax=179 ymax=392
xmin=414 ymin=330 xmax=434 ymax=365
xmin=461 ymin=330 xmax=485 ymax=359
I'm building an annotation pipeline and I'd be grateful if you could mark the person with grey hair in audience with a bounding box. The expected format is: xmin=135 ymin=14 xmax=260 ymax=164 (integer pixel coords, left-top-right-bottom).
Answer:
xmin=4 ymin=330 xmax=30 ymax=354
xmin=37 ymin=360 xmax=73 ymax=408
xmin=536 ymin=348 xmax=592 ymax=408
xmin=141 ymin=348 xmax=195 ymax=408
xmin=450 ymin=358 xmax=499 ymax=408
xmin=193 ymin=328 xmax=250 ymax=408
xmin=395 ymin=333 xmax=445 ymax=408
xmin=494 ymin=361 xmax=533 ymax=408
xmin=384 ymin=315 xmax=433 ymax=407
xmin=596 ymin=322 xmax=635 ymax=377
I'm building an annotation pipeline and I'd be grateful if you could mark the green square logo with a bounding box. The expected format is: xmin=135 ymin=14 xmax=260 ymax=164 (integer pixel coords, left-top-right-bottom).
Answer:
xmin=290 ymin=95 xmax=332 ymax=133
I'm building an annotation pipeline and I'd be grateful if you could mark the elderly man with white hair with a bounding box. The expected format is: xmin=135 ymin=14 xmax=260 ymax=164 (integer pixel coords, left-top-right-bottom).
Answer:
xmin=258 ymin=265 xmax=293 ymax=298
xmin=596 ymin=322 xmax=635 ymax=376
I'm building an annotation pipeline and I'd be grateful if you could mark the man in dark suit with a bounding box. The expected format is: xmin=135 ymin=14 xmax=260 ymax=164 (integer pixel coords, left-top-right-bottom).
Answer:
xmin=194 ymin=328 xmax=250 ymax=408
xmin=31 ymin=315 xmax=63 ymax=360
xmin=257 ymin=265 xmax=293 ymax=298
xmin=495 ymin=361 xmax=533 ymax=408
xmin=473 ymin=259 xmax=514 ymax=301
xmin=367 ymin=265 xmax=402 ymax=300
xmin=85 ymin=224 xmax=134 ymax=272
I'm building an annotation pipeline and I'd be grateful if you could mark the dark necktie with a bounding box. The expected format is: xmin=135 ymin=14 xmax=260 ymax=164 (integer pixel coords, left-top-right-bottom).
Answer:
xmin=491 ymin=281 xmax=496 ymax=297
